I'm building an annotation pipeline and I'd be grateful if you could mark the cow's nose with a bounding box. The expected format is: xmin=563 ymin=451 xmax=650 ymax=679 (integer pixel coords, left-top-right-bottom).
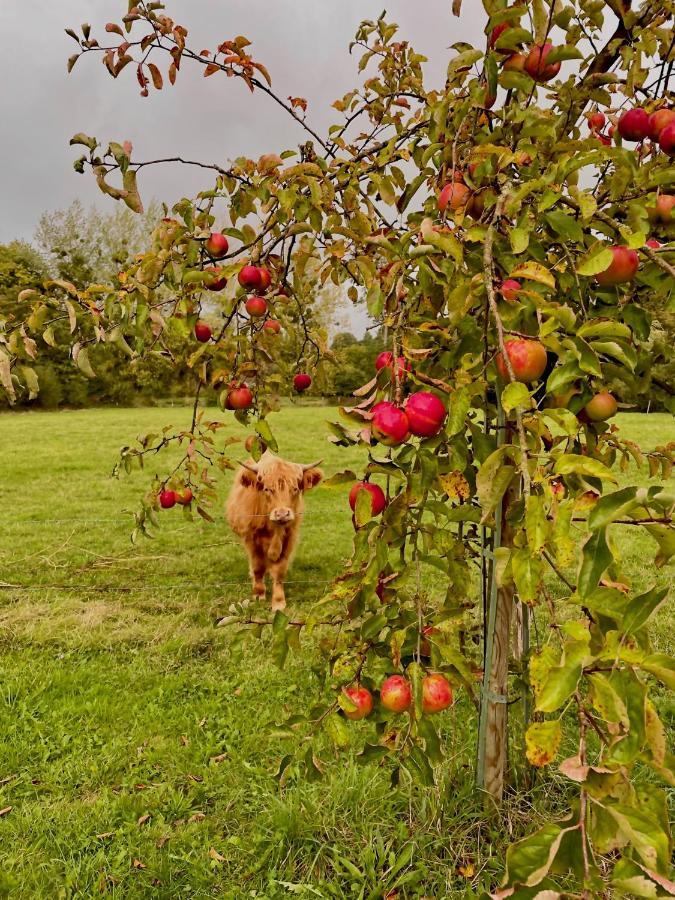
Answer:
xmin=270 ymin=507 xmax=294 ymax=524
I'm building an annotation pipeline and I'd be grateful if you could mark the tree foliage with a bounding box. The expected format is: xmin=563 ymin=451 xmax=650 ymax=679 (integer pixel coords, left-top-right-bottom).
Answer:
xmin=3 ymin=1 xmax=675 ymax=894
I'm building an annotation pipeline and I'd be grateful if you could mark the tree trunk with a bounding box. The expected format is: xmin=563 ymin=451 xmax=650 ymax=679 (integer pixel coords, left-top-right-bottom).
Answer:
xmin=477 ymin=484 xmax=515 ymax=802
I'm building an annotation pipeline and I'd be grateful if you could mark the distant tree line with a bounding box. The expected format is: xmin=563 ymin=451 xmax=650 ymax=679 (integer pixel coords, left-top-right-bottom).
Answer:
xmin=1 ymin=201 xmax=670 ymax=410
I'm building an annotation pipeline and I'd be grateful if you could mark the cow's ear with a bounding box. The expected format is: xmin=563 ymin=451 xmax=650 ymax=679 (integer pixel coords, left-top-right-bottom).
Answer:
xmin=240 ymin=470 xmax=256 ymax=488
xmin=302 ymin=467 xmax=323 ymax=490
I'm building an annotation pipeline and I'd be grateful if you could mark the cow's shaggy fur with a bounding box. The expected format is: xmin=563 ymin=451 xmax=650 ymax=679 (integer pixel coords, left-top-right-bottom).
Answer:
xmin=226 ymin=452 xmax=323 ymax=610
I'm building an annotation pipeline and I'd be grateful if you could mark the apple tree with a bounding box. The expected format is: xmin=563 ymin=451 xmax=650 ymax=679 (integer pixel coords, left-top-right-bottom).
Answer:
xmin=2 ymin=1 xmax=675 ymax=895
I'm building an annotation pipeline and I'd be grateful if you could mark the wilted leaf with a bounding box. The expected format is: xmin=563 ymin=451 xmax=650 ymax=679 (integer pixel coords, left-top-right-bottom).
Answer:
xmin=525 ymin=719 xmax=562 ymax=767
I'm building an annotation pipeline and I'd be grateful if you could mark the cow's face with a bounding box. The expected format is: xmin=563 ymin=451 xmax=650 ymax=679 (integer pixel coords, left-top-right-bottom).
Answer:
xmin=239 ymin=454 xmax=323 ymax=525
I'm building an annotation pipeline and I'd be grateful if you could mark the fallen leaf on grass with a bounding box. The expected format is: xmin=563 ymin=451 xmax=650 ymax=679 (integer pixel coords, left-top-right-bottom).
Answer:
xmin=96 ymin=831 xmax=115 ymax=840
xmin=188 ymin=812 xmax=206 ymax=823
xmin=208 ymin=847 xmax=225 ymax=862
xmin=132 ymin=859 xmax=146 ymax=870
xmin=209 ymin=753 xmax=227 ymax=764
xmin=137 ymin=814 xmax=151 ymax=826
xmin=0 ymin=806 xmax=12 ymax=817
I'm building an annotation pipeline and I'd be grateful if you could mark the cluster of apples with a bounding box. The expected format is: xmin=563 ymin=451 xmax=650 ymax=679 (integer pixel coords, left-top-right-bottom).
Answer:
xmin=586 ymin=105 xmax=675 ymax=156
xmin=192 ymin=234 xmax=313 ymax=407
xmin=489 ymin=21 xmax=562 ymax=83
xmin=158 ymin=485 xmax=193 ymax=509
xmin=368 ymin=352 xmax=448 ymax=447
xmin=343 ymin=672 xmax=453 ymax=720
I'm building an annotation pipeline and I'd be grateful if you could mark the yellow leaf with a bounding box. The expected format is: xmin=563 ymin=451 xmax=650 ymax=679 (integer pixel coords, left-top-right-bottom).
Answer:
xmin=208 ymin=847 xmax=225 ymax=862
xmin=438 ymin=471 xmax=470 ymax=501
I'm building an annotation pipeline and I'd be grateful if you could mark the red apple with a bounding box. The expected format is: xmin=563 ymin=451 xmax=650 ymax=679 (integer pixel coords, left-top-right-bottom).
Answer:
xmin=245 ymin=296 xmax=268 ymax=318
xmin=595 ymin=246 xmax=639 ymax=286
xmin=349 ymin=482 xmax=387 ymax=516
xmin=343 ymin=686 xmax=373 ymax=720
xmin=496 ymin=339 xmax=547 ymax=383
xmin=263 ymin=319 xmax=281 ymax=334
xmin=524 ymin=44 xmax=561 ymax=83
xmin=596 ymin=133 xmax=612 ymax=146
xmin=205 ymin=232 xmax=229 ymax=258
xmin=584 ymin=391 xmax=617 ymax=422
xmin=648 ymin=195 xmax=675 ymax=224
xmin=380 ymin=675 xmax=412 ymax=713
xmin=176 ymin=487 xmax=193 ymax=506
xmin=227 ymin=385 xmax=254 ymax=410
xmin=405 ymin=391 xmax=447 ymax=438
xmin=205 ymin=267 xmax=227 ymax=291
xmin=618 ymin=108 xmax=650 ymax=142
xmin=587 ymin=111 xmax=606 ymax=132
xmin=371 ymin=402 xmax=410 ymax=446
xmin=649 ymin=108 xmax=675 ymax=141
xmin=375 ymin=351 xmax=410 ymax=382
xmin=194 ymin=321 xmax=212 ymax=343
xmin=257 ymin=267 xmax=272 ymax=293
xmin=159 ymin=490 xmax=177 ymax=509
xmin=660 ymin=122 xmax=675 ymax=156
xmin=502 ymin=52 xmax=526 ymax=72
xmin=293 ymin=373 xmax=312 ymax=392
xmin=646 ymin=238 xmax=662 ymax=249
xmin=500 ymin=278 xmax=521 ymax=303
xmin=422 ymin=674 xmax=453 ymax=714
xmin=438 ymin=182 xmax=471 ymax=213
xmin=238 ymin=265 xmax=262 ymax=290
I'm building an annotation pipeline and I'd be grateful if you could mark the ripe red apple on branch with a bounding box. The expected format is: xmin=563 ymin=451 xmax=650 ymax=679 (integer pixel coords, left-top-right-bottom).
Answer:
xmin=618 ymin=107 xmax=651 ymax=142
xmin=500 ymin=279 xmax=521 ymax=303
xmin=584 ymin=391 xmax=618 ymax=422
xmin=595 ymin=246 xmax=639 ymax=286
xmin=245 ymin=296 xmax=268 ymax=318
xmin=496 ymin=339 xmax=547 ymax=384
xmin=227 ymin=385 xmax=254 ymax=410
xmin=438 ymin=182 xmax=470 ymax=213
xmin=205 ymin=232 xmax=229 ymax=258
xmin=422 ymin=674 xmax=453 ymax=713
xmin=349 ymin=482 xmax=387 ymax=516
xmin=660 ymin=122 xmax=675 ymax=156
xmin=205 ymin=267 xmax=227 ymax=291
xmin=293 ymin=373 xmax=312 ymax=392
xmin=263 ymin=319 xmax=281 ymax=334
xmin=524 ymin=44 xmax=561 ymax=83
xmin=194 ymin=321 xmax=212 ymax=343
xmin=380 ymin=675 xmax=412 ymax=713
xmin=159 ymin=489 xmax=177 ymax=509
xmin=371 ymin=402 xmax=410 ymax=446
xmin=375 ymin=351 xmax=410 ymax=382
xmin=342 ymin=686 xmax=373 ymax=720
xmin=649 ymin=108 xmax=675 ymax=141
xmin=238 ymin=265 xmax=262 ymax=290
xmin=176 ymin=487 xmax=193 ymax=506
xmin=404 ymin=391 xmax=447 ymax=438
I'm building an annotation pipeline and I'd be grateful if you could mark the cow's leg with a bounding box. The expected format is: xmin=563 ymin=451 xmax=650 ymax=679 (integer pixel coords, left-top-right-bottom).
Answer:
xmin=245 ymin=539 xmax=267 ymax=598
xmin=269 ymin=554 xmax=290 ymax=611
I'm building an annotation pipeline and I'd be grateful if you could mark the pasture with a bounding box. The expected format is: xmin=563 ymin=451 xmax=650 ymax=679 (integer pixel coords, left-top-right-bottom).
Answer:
xmin=0 ymin=406 xmax=672 ymax=898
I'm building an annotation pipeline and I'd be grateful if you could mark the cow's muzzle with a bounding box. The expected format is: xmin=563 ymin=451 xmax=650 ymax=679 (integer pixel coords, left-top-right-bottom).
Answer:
xmin=270 ymin=507 xmax=294 ymax=524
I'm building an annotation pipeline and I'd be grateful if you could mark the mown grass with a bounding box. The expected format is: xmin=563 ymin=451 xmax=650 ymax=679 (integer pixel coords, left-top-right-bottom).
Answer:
xmin=0 ymin=407 xmax=672 ymax=898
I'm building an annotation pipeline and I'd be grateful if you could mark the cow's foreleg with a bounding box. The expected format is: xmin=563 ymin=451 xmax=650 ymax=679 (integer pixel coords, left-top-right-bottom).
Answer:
xmin=245 ymin=539 xmax=267 ymax=599
xmin=269 ymin=556 xmax=289 ymax=611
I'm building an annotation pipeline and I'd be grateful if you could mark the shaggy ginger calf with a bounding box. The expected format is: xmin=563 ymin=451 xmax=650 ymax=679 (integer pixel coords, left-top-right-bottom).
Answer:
xmin=226 ymin=451 xmax=323 ymax=610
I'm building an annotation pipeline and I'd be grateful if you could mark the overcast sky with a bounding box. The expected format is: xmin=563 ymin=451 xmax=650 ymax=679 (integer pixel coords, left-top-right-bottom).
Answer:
xmin=0 ymin=1 xmax=483 ymax=245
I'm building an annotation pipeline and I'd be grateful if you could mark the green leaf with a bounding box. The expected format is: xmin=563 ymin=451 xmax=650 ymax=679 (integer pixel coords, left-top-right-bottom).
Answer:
xmin=511 ymin=548 xmax=543 ymax=604
xmin=69 ymin=132 xmax=97 ymax=151
xmin=510 ymin=261 xmax=556 ymax=289
xmin=587 ymin=487 xmax=638 ymax=531
xmin=605 ymin=803 xmax=671 ymax=874
xmin=74 ymin=347 xmax=96 ymax=379
xmin=525 ymin=719 xmax=562 ymax=767
xmin=590 ymin=339 xmax=637 ymax=372
xmin=122 ymin=168 xmax=144 ymax=214
xmin=476 ymin=448 xmax=515 ymax=520
xmin=535 ymin=640 xmax=588 ymax=713
xmin=544 ymin=45 xmax=583 ymax=65
xmin=554 ymin=454 xmax=617 ymax=482
xmin=588 ymin=673 xmax=629 ymax=726
xmin=446 ymin=387 xmax=470 ymax=436
xmin=255 ymin=418 xmax=279 ymax=453
xmin=577 ymin=242 xmax=614 ymax=277
xmin=504 ymin=823 xmax=572 ymax=887
xmin=640 ymin=654 xmax=675 ymax=691
xmin=578 ymin=528 xmax=612 ymax=598
xmin=644 ymin=524 xmax=675 ymax=568
xmin=621 ymin=588 xmax=668 ymax=634
xmin=502 ymin=381 xmax=531 ymax=413
xmin=545 ymin=210 xmax=584 ymax=243
xmin=509 ymin=225 xmax=530 ymax=254
xmin=322 ymin=470 xmax=358 ymax=487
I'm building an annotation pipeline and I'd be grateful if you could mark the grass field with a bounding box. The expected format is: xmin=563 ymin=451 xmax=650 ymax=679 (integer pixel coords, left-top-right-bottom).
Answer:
xmin=0 ymin=407 xmax=672 ymax=898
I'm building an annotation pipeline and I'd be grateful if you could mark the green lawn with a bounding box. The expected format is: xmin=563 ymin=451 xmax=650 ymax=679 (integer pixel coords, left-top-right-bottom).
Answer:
xmin=0 ymin=407 xmax=672 ymax=898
